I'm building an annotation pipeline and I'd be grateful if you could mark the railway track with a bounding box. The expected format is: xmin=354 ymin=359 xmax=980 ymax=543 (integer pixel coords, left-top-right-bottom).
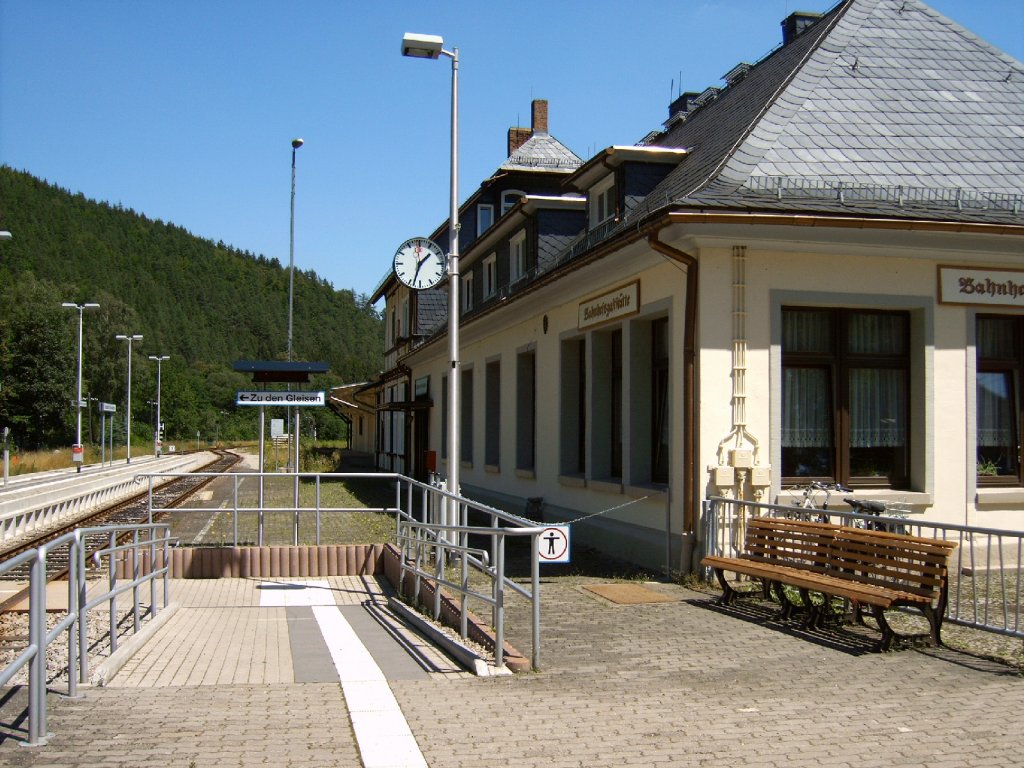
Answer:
xmin=0 ymin=449 xmax=241 ymax=612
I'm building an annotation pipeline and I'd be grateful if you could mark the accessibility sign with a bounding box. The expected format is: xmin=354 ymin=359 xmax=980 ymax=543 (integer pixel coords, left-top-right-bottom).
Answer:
xmin=236 ymin=391 xmax=325 ymax=407
xmin=538 ymin=525 xmax=570 ymax=564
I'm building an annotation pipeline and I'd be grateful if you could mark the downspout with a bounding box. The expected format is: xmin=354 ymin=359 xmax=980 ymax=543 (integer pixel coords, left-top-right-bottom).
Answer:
xmin=646 ymin=232 xmax=698 ymax=536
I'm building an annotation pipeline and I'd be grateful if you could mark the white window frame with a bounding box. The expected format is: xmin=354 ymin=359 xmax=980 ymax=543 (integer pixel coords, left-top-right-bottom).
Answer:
xmin=510 ymin=230 xmax=526 ymax=283
xmin=462 ymin=272 xmax=474 ymax=313
xmin=482 ymin=253 xmax=497 ymax=299
xmin=502 ymin=190 xmax=526 ymax=216
xmin=478 ymin=204 xmax=494 ymax=234
xmin=590 ymin=175 xmax=615 ymax=228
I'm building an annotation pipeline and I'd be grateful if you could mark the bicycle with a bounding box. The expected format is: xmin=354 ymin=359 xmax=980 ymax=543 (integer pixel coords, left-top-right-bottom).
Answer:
xmin=787 ymin=481 xmax=852 ymax=522
xmin=842 ymin=497 xmax=910 ymax=534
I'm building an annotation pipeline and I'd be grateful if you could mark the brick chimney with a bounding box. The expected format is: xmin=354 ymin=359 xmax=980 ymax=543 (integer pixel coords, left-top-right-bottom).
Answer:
xmin=508 ymin=126 xmax=531 ymax=156
xmin=532 ymin=99 xmax=548 ymax=135
xmin=508 ymin=99 xmax=549 ymax=155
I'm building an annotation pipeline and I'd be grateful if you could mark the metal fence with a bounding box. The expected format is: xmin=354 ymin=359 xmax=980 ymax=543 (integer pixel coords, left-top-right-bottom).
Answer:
xmin=393 ymin=475 xmax=544 ymax=671
xmin=0 ymin=523 xmax=172 ymax=746
xmin=701 ymin=497 xmax=1024 ymax=640
xmin=151 ymin=470 xmax=545 ymax=670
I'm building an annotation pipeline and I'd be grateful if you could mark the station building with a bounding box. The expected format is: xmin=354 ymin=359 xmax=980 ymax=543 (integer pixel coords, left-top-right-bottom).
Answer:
xmin=335 ymin=0 xmax=1024 ymax=572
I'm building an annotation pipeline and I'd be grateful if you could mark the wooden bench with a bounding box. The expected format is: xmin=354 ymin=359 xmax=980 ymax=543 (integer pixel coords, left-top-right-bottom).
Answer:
xmin=700 ymin=516 xmax=959 ymax=651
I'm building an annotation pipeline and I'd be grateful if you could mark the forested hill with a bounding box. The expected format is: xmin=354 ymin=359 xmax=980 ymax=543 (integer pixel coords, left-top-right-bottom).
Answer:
xmin=0 ymin=166 xmax=383 ymax=449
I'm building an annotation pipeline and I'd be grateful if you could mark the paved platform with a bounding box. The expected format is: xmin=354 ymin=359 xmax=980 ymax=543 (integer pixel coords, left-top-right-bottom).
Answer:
xmin=1 ymin=575 xmax=1022 ymax=767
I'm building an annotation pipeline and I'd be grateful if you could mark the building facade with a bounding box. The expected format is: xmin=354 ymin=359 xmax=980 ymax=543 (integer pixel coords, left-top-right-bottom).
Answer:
xmin=357 ymin=0 xmax=1024 ymax=571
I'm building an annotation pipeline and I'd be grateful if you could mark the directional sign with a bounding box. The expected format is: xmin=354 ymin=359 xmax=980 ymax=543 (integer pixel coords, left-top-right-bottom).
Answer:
xmin=538 ymin=525 xmax=570 ymax=564
xmin=100 ymin=402 xmax=117 ymax=413
xmin=236 ymin=391 xmax=325 ymax=407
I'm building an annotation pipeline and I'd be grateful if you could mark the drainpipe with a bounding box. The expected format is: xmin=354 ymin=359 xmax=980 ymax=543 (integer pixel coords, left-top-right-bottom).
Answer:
xmin=646 ymin=232 xmax=698 ymax=536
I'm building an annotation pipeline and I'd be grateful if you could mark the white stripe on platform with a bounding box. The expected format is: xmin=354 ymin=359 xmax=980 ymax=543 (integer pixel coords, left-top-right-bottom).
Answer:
xmin=313 ymin=605 xmax=428 ymax=768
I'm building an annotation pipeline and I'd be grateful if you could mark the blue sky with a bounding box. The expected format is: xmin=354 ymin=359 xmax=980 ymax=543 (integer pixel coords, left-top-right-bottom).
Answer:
xmin=1 ymin=1 xmax=1021 ymax=300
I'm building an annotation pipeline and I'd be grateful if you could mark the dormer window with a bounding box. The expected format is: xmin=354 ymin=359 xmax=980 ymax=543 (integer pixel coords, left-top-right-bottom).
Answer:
xmin=510 ymin=230 xmax=526 ymax=283
xmin=482 ymin=253 xmax=497 ymax=299
xmin=478 ymin=204 xmax=494 ymax=234
xmin=590 ymin=176 xmax=616 ymax=228
xmin=462 ymin=272 xmax=474 ymax=313
xmin=502 ymin=190 xmax=526 ymax=216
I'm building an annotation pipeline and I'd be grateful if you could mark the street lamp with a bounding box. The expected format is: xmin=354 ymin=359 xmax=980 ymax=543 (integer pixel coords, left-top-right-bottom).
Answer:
xmin=115 ymin=333 xmax=143 ymax=463
xmin=61 ymin=302 xmax=99 ymax=471
xmin=401 ymin=32 xmax=461 ymax=522
xmin=148 ymin=355 xmax=169 ymax=457
xmin=288 ymin=137 xmax=303 ymax=361
xmin=287 ymin=137 xmax=304 ymax=474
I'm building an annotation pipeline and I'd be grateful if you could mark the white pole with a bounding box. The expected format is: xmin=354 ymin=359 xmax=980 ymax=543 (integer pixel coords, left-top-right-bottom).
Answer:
xmin=446 ymin=46 xmax=461 ymax=532
xmin=116 ymin=334 xmax=142 ymax=463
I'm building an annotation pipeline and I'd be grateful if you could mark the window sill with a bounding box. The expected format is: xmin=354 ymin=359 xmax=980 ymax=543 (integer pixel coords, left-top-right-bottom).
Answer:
xmin=558 ymin=474 xmax=586 ymax=489
xmin=485 ymin=464 xmax=500 ymax=474
xmin=976 ymin=487 xmax=1024 ymax=506
xmin=460 ymin=461 xmax=473 ymax=470
xmin=777 ymin=489 xmax=932 ymax=507
xmin=590 ymin=478 xmax=624 ymax=495
xmin=515 ymin=468 xmax=536 ymax=480
xmin=625 ymin=482 xmax=669 ymax=499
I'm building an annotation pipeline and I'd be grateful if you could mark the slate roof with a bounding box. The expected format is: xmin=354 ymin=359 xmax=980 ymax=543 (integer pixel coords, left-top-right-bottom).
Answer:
xmin=502 ymin=133 xmax=582 ymax=173
xmin=633 ymin=0 xmax=1024 ymax=226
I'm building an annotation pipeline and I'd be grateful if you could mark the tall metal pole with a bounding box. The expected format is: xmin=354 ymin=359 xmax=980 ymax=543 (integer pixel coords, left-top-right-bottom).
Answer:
xmin=288 ymin=137 xmax=303 ymax=362
xmin=446 ymin=46 xmax=461 ymax=531
xmin=116 ymin=334 xmax=143 ymax=463
xmin=288 ymin=138 xmax=303 ymax=495
xmin=149 ymin=355 xmax=168 ymax=457
xmin=62 ymin=302 xmax=99 ymax=472
xmin=401 ymin=34 xmax=461 ymax=534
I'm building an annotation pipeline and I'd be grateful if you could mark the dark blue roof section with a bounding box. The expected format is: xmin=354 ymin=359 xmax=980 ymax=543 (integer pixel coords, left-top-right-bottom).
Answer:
xmin=232 ymin=360 xmax=330 ymax=383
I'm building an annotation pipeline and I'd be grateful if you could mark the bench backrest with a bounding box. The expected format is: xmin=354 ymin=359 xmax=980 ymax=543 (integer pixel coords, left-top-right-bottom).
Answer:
xmin=743 ymin=516 xmax=838 ymax=574
xmin=829 ymin=525 xmax=958 ymax=599
xmin=743 ymin=515 xmax=958 ymax=601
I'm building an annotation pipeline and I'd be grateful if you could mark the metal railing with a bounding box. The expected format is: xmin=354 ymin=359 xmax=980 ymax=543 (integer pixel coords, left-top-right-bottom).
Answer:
xmin=393 ymin=475 xmax=544 ymax=672
xmin=141 ymin=470 xmax=398 ymax=546
xmin=146 ymin=470 xmax=544 ymax=670
xmin=0 ymin=523 xmax=172 ymax=746
xmin=701 ymin=497 xmax=1024 ymax=639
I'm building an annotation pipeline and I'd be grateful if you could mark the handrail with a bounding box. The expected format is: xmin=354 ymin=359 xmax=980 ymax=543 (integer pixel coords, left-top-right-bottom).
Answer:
xmin=0 ymin=522 xmax=172 ymax=746
xmin=139 ymin=469 xmax=546 ymax=670
xmin=391 ymin=474 xmax=544 ymax=672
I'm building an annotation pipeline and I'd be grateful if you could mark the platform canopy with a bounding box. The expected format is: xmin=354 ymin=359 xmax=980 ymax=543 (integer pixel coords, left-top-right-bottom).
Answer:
xmin=232 ymin=360 xmax=329 ymax=384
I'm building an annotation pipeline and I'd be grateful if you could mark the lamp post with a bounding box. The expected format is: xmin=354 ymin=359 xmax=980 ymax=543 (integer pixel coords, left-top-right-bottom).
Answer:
xmin=115 ymin=333 xmax=143 ymax=463
xmin=288 ymin=137 xmax=303 ymax=362
xmin=287 ymin=137 xmax=303 ymax=476
xmin=62 ymin=302 xmax=100 ymax=472
xmin=148 ymin=355 xmax=169 ymax=457
xmin=401 ymin=32 xmax=461 ymax=526
xmin=1 ymin=233 xmax=10 ymax=483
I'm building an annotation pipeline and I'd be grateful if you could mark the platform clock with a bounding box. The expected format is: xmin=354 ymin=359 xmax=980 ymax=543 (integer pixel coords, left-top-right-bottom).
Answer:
xmin=393 ymin=237 xmax=447 ymax=290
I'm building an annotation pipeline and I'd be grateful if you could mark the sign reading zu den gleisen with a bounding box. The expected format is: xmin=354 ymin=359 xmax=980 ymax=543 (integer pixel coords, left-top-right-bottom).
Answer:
xmin=236 ymin=391 xmax=325 ymax=407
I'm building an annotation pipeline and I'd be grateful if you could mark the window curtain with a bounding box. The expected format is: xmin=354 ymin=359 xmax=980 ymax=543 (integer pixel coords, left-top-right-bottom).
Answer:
xmin=849 ymin=369 xmax=906 ymax=447
xmin=782 ymin=368 xmax=831 ymax=447
xmin=977 ymin=372 xmax=1014 ymax=447
xmin=977 ymin=318 xmax=1018 ymax=448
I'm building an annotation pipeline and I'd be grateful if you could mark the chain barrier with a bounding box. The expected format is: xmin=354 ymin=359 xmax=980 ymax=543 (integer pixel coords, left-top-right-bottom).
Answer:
xmin=517 ymin=494 xmax=653 ymax=527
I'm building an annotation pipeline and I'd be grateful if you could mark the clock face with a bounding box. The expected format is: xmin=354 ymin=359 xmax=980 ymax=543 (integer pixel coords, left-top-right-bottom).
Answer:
xmin=393 ymin=238 xmax=447 ymax=290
